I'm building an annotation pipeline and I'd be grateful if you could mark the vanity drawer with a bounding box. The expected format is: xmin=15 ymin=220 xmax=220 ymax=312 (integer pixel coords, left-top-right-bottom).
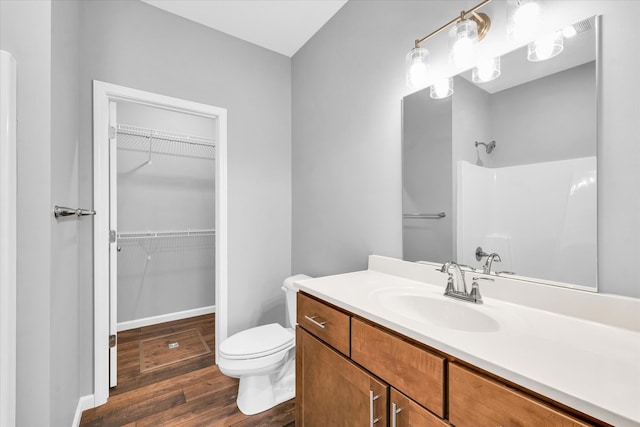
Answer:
xmin=449 ymin=363 xmax=592 ymax=427
xmin=351 ymin=318 xmax=446 ymax=418
xmin=297 ymin=292 xmax=351 ymax=356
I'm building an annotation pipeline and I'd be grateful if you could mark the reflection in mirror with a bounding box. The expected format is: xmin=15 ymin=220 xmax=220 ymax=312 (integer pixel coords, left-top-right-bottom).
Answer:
xmin=402 ymin=16 xmax=598 ymax=291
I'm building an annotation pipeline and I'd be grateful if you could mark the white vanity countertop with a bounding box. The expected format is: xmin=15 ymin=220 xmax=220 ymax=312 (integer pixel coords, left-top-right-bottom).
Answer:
xmin=295 ymin=257 xmax=640 ymax=427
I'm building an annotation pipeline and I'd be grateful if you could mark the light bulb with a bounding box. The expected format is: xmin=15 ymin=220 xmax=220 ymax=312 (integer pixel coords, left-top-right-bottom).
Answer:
xmin=528 ymin=31 xmax=563 ymax=61
xmin=509 ymin=0 xmax=541 ymax=42
xmin=430 ymin=77 xmax=454 ymax=99
xmin=450 ymin=19 xmax=478 ymax=69
xmin=562 ymin=25 xmax=577 ymax=38
xmin=472 ymin=56 xmax=501 ymax=83
xmin=406 ymin=47 xmax=431 ymax=89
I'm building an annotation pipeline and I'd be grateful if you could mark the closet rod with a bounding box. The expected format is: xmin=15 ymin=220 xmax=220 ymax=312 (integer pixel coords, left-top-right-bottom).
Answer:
xmin=117 ymin=229 xmax=215 ymax=240
xmin=116 ymin=124 xmax=215 ymax=149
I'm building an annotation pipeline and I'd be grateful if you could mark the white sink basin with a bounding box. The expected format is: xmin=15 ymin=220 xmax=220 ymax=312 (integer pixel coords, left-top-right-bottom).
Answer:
xmin=373 ymin=288 xmax=500 ymax=332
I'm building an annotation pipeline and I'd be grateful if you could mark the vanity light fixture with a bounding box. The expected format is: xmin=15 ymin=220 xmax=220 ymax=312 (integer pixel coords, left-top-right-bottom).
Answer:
xmin=472 ymin=56 xmax=501 ymax=83
xmin=406 ymin=0 xmax=492 ymax=94
xmin=527 ymin=31 xmax=563 ymax=61
xmin=507 ymin=0 xmax=542 ymax=43
xmin=405 ymin=46 xmax=431 ymax=89
xmin=450 ymin=16 xmax=479 ymax=69
xmin=430 ymin=77 xmax=454 ymax=99
xmin=562 ymin=25 xmax=578 ymax=38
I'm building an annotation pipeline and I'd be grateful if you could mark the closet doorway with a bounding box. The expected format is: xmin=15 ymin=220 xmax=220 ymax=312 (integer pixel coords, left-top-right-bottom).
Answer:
xmin=92 ymin=81 xmax=228 ymax=407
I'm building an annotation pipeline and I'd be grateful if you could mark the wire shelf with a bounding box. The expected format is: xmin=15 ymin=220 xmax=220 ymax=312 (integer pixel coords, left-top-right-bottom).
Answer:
xmin=117 ymin=230 xmax=215 ymax=257
xmin=117 ymin=229 xmax=215 ymax=240
xmin=116 ymin=124 xmax=216 ymax=160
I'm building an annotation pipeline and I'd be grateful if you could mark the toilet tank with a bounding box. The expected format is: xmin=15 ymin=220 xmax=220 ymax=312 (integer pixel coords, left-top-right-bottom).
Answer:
xmin=282 ymin=274 xmax=311 ymax=328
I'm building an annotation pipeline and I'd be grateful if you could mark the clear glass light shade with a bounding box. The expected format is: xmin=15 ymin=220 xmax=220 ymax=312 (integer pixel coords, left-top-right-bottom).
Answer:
xmin=430 ymin=77 xmax=454 ymax=99
xmin=562 ymin=25 xmax=577 ymax=38
xmin=507 ymin=0 xmax=542 ymax=42
xmin=528 ymin=31 xmax=564 ymax=61
xmin=406 ymin=47 xmax=431 ymax=89
xmin=450 ymin=19 xmax=478 ymax=69
xmin=472 ymin=56 xmax=501 ymax=83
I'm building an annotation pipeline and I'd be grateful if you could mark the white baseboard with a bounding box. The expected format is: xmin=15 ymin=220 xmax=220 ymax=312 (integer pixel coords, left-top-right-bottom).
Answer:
xmin=72 ymin=394 xmax=95 ymax=427
xmin=117 ymin=306 xmax=215 ymax=332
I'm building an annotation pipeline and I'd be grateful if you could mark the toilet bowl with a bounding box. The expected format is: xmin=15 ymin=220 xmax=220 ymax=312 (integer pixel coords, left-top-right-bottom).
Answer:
xmin=217 ymin=274 xmax=311 ymax=415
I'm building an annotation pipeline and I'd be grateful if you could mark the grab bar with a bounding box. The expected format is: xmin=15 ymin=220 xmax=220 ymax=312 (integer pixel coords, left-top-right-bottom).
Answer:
xmin=53 ymin=205 xmax=96 ymax=218
xmin=403 ymin=212 xmax=446 ymax=219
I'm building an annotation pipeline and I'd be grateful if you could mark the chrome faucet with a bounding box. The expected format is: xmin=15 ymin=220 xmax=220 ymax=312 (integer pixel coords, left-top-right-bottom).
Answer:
xmin=439 ymin=261 xmax=468 ymax=295
xmin=440 ymin=261 xmax=488 ymax=303
xmin=482 ymin=253 xmax=502 ymax=274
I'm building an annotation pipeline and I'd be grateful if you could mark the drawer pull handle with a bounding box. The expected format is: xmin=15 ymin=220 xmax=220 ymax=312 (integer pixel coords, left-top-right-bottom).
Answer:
xmin=391 ymin=402 xmax=402 ymax=427
xmin=304 ymin=315 xmax=326 ymax=328
xmin=369 ymin=390 xmax=380 ymax=426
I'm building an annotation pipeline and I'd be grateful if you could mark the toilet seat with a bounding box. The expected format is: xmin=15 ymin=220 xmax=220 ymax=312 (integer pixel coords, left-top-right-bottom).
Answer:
xmin=219 ymin=323 xmax=294 ymax=360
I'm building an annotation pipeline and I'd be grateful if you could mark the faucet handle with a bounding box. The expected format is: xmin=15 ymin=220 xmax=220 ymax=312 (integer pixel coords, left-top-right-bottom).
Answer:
xmin=475 ymin=246 xmax=488 ymax=261
xmin=438 ymin=261 xmax=454 ymax=273
xmin=469 ymin=277 xmax=489 ymax=304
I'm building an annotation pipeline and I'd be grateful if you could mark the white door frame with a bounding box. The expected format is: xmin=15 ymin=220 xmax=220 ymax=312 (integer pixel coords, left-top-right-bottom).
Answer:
xmin=0 ymin=49 xmax=17 ymax=427
xmin=92 ymin=80 xmax=228 ymax=406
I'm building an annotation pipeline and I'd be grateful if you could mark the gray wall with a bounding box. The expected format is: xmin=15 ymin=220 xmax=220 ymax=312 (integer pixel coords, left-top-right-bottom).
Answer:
xmin=2 ymin=1 xmax=84 ymax=424
xmin=77 ymin=0 xmax=292 ymax=396
xmin=0 ymin=1 xmax=53 ymax=426
xmin=51 ymin=1 xmax=82 ymax=425
xmin=292 ymin=1 xmax=640 ymax=298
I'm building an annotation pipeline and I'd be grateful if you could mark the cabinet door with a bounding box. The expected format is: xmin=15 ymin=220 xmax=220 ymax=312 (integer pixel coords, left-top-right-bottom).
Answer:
xmin=297 ymin=327 xmax=388 ymax=427
xmin=449 ymin=363 xmax=592 ymax=427
xmin=390 ymin=388 xmax=448 ymax=427
xmin=352 ymin=318 xmax=446 ymax=417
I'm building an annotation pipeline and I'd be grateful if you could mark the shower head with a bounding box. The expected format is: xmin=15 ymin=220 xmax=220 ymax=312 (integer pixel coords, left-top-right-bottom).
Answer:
xmin=475 ymin=140 xmax=496 ymax=154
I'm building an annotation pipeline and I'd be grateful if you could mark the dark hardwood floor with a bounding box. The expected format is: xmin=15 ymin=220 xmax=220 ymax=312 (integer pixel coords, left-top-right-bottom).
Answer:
xmin=80 ymin=314 xmax=295 ymax=426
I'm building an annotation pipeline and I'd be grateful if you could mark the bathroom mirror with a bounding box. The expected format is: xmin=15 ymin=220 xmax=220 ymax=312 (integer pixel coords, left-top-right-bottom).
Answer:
xmin=402 ymin=16 xmax=599 ymax=291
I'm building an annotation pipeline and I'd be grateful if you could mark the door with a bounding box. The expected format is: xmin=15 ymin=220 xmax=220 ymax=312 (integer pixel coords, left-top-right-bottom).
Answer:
xmin=93 ymin=80 xmax=228 ymax=405
xmin=108 ymin=100 xmax=118 ymax=387
xmin=296 ymin=328 xmax=388 ymax=426
xmin=390 ymin=388 xmax=448 ymax=427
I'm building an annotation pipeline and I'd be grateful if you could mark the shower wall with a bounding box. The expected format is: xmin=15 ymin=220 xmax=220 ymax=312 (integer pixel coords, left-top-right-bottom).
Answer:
xmin=451 ymin=61 xmax=597 ymax=288
xmin=457 ymin=157 xmax=597 ymax=288
xmin=490 ymin=62 xmax=596 ymax=167
xmin=117 ymin=102 xmax=216 ymax=327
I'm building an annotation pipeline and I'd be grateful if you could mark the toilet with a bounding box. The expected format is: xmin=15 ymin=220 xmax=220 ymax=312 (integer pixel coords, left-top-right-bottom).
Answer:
xmin=217 ymin=274 xmax=311 ymax=415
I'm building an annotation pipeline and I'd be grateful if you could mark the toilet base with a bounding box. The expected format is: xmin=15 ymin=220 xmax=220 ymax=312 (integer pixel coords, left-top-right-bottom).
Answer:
xmin=236 ymin=359 xmax=295 ymax=415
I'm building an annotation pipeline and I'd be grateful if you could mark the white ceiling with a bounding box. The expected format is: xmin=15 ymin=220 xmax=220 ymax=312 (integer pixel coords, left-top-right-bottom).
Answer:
xmin=141 ymin=0 xmax=348 ymax=57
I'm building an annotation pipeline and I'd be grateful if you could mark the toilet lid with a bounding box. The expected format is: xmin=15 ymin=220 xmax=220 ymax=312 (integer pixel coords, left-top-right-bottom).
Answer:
xmin=219 ymin=323 xmax=294 ymax=360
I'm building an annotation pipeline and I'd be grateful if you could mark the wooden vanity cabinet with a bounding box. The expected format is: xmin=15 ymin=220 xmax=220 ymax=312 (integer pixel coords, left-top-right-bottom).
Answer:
xmin=449 ymin=363 xmax=593 ymax=427
xmin=351 ymin=318 xmax=446 ymax=418
xmin=296 ymin=328 xmax=388 ymax=426
xmin=296 ymin=293 xmax=446 ymax=426
xmin=296 ymin=292 xmax=601 ymax=427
